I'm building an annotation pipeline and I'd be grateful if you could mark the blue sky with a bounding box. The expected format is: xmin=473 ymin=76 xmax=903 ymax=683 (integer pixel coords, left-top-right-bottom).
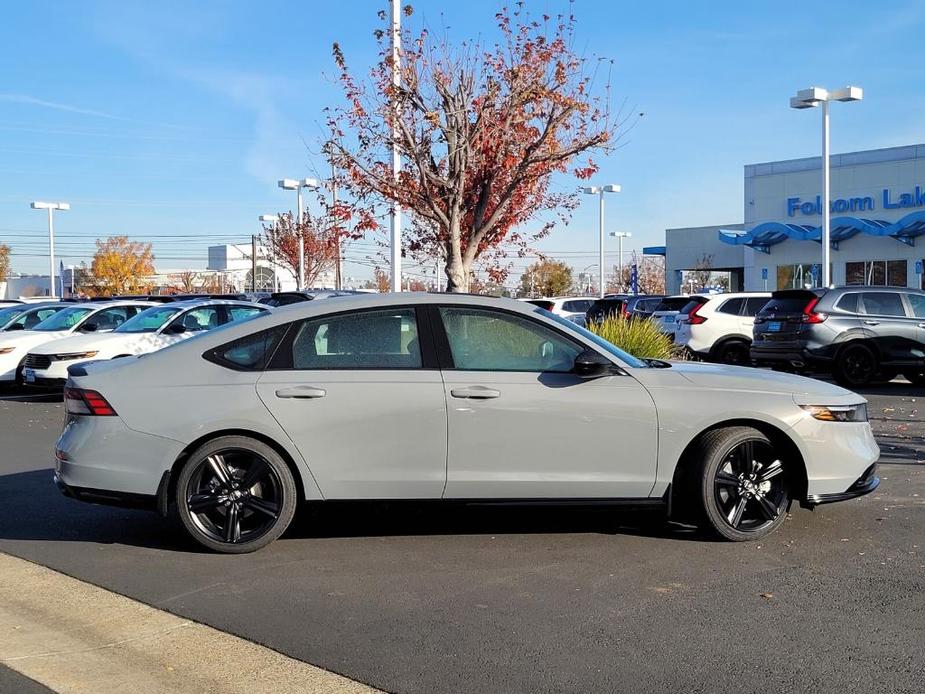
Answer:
xmin=3 ymin=0 xmax=925 ymax=284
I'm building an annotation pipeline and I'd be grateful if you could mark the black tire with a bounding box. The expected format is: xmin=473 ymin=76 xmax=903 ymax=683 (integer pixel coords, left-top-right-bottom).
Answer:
xmin=903 ymin=369 xmax=925 ymax=386
xmin=833 ymin=342 xmax=878 ymax=387
xmin=172 ymin=436 xmax=298 ymax=554
xmin=695 ymin=427 xmax=789 ymax=542
xmin=714 ymin=340 xmax=751 ymax=366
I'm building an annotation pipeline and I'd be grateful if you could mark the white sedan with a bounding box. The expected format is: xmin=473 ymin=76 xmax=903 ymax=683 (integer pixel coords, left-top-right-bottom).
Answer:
xmin=55 ymin=293 xmax=879 ymax=553
xmin=23 ymin=300 xmax=267 ymax=387
xmin=0 ymin=301 xmax=154 ymax=385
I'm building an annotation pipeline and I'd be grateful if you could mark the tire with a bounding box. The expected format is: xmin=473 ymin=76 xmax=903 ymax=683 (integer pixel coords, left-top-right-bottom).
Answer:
xmin=833 ymin=342 xmax=878 ymax=388
xmin=172 ymin=436 xmax=298 ymax=554
xmin=903 ymin=369 xmax=925 ymax=386
xmin=695 ymin=427 xmax=789 ymax=542
xmin=714 ymin=340 xmax=750 ymax=366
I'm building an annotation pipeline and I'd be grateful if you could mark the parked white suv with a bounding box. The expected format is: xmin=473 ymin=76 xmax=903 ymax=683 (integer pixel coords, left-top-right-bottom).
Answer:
xmin=675 ymin=292 xmax=771 ymax=365
xmin=520 ymin=297 xmax=596 ymax=321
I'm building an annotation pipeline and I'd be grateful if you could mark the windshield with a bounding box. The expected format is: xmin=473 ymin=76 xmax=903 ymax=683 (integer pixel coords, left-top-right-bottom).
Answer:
xmin=542 ymin=310 xmax=648 ymax=369
xmin=0 ymin=306 xmax=25 ymax=328
xmin=116 ymin=305 xmax=182 ymax=333
xmin=32 ymin=307 xmax=93 ymax=331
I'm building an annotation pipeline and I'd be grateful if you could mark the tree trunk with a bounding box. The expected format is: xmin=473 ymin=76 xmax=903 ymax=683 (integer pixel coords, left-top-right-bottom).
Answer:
xmin=444 ymin=220 xmax=468 ymax=293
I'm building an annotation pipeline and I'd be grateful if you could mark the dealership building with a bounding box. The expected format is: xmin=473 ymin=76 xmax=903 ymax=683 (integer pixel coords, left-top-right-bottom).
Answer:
xmin=663 ymin=144 xmax=925 ymax=294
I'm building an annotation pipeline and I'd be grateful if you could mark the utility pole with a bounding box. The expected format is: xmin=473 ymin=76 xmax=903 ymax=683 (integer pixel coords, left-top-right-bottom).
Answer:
xmin=389 ymin=0 xmax=402 ymax=291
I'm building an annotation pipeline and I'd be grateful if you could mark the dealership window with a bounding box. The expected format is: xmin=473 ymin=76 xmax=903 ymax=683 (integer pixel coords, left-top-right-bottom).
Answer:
xmin=776 ymin=263 xmax=829 ymax=290
xmin=845 ymin=260 xmax=907 ymax=287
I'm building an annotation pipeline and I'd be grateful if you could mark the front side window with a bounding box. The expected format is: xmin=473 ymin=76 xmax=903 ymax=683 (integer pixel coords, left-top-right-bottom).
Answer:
xmin=860 ymin=292 xmax=906 ymax=317
xmin=228 ymin=306 xmax=266 ymax=322
xmin=32 ymin=307 xmax=93 ymax=331
xmin=439 ymin=307 xmax=581 ymax=372
xmin=85 ymin=306 xmax=140 ymax=331
xmin=289 ymin=309 xmax=421 ymax=369
xmin=174 ymin=307 xmax=221 ymax=332
xmin=117 ymin=306 xmax=181 ymax=333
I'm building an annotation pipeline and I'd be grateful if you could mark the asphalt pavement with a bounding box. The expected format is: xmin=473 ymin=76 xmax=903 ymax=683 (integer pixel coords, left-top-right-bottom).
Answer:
xmin=0 ymin=383 xmax=923 ymax=693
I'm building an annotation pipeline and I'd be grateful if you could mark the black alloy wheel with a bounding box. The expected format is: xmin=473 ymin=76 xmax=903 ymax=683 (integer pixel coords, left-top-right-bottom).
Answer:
xmin=697 ymin=427 xmax=789 ymax=541
xmin=834 ymin=343 xmax=878 ymax=387
xmin=716 ymin=341 xmax=750 ymax=366
xmin=174 ymin=436 xmax=297 ymax=553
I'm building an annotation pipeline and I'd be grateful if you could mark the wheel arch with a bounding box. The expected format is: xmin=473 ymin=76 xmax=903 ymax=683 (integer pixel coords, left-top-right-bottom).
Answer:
xmin=162 ymin=428 xmax=312 ymax=516
xmin=708 ymin=335 xmax=752 ymax=359
xmin=668 ymin=418 xmax=808 ymax=522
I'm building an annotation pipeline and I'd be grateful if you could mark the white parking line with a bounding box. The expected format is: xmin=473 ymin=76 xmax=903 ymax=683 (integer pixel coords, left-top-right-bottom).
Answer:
xmin=0 ymin=552 xmax=380 ymax=694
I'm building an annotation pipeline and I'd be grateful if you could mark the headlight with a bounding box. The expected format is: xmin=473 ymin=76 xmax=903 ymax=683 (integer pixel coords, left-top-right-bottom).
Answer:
xmin=801 ymin=403 xmax=867 ymax=422
xmin=0 ymin=347 xmax=15 ymax=355
xmin=52 ymin=351 xmax=99 ymax=361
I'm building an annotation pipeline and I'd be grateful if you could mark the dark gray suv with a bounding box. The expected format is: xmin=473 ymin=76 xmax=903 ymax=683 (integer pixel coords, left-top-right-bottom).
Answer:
xmin=751 ymin=286 xmax=925 ymax=387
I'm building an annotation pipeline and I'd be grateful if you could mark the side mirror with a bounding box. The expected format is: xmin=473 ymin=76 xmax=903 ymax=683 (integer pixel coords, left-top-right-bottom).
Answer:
xmin=573 ymin=348 xmax=617 ymax=378
xmin=80 ymin=322 xmax=98 ymax=333
xmin=164 ymin=323 xmax=186 ymax=335
xmin=6 ymin=324 xmax=24 ymax=331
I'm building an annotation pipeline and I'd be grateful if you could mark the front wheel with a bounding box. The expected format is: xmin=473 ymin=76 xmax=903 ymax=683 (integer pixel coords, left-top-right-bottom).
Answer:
xmin=696 ymin=427 xmax=789 ymax=541
xmin=173 ymin=436 xmax=298 ymax=553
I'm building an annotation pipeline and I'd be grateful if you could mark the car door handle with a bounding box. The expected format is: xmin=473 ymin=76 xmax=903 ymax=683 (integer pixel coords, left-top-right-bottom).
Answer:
xmin=275 ymin=386 xmax=326 ymax=399
xmin=919 ymin=323 xmax=925 ymax=329
xmin=450 ymin=386 xmax=501 ymax=399
xmin=863 ymin=320 xmax=880 ymax=326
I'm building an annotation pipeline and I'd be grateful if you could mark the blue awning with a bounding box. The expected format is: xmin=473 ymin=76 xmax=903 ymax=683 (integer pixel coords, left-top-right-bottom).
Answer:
xmin=719 ymin=211 xmax=925 ymax=252
xmin=642 ymin=245 xmax=666 ymax=256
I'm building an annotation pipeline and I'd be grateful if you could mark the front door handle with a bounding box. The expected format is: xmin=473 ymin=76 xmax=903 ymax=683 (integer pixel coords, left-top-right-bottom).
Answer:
xmin=275 ymin=386 xmax=326 ymax=399
xmin=918 ymin=323 xmax=925 ymax=329
xmin=450 ymin=386 xmax=501 ymax=399
xmin=863 ymin=320 xmax=880 ymax=326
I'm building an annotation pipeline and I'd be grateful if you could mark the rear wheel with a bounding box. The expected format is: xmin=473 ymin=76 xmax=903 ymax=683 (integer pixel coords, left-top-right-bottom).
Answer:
xmin=833 ymin=342 xmax=878 ymax=387
xmin=714 ymin=340 xmax=750 ymax=366
xmin=696 ymin=427 xmax=789 ymax=542
xmin=173 ymin=436 xmax=297 ymax=553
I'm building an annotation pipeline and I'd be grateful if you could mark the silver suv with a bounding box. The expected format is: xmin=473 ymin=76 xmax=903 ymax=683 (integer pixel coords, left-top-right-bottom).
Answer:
xmin=751 ymin=286 xmax=925 ymax=387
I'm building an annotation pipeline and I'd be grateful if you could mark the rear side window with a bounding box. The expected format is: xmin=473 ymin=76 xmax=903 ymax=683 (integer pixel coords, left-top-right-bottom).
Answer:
xmin=835 ymin=293 xmax=859 ymax=313
xmin=633 ymin=298 xmax=661 ymax=313
xmin=289 ymin=309 xmax=421 ymax=369
xmin=228 ymin=306 xmax=266 ymax=322
xmin=860 ymin=292 xmax=907 ymax=317
xmin=206 ymin=325 xmax=287 ymax=371
xmin=743 ymin=297 xmax=769 ymax=316
xmin=562 ymin=299 xmax=592 ymax=313
xmin=717 ymin=298 xmax=744 ymax=315
xmin=908 ymin=293 xmax=925 ymax=318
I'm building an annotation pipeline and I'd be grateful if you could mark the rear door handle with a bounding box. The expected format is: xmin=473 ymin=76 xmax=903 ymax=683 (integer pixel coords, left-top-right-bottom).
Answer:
xmin=918 ymin=323 xmax=925 ymax=329
xmin=450 ymin=386 xmax=501 ymax=399
xmin=275 ymin=386 xmax=326 ymax=399
xmin=863 ymin=320 xmax=880 ymax=326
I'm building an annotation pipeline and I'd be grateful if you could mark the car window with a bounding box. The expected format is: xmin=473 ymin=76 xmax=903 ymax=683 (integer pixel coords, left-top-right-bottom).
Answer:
xmin=88 ymin=306 xmax=143 ymax=331
xmin=562 ymin=299 xmax=592 ymax=313
xmin=835 ymin=293 xmax=859 ymax=313
xmin=32 ymin=306 xmax=93 ymax=331
xmin=860 ymin=292 xmax=907 ymax=317
xmin=743 ymin=297 xmax=769 ymax=316
xmin=439 ymin=307 xmax=581 ymax=372
xmin=176 ymin=307 xmax=221 ymax=332
xmin=207 ymin=325 xmax=288 ymax=371
xmin=907 ymin=293 xmax=925 ymax=318
xmin=717 ymin=298 xmax=744 ymax=315
xmin=0 ymin=306 xmax=25 ymax=328
xmin=117 ymin=306 xmax=181 ymax=333
xmin=289 ymin=309 xmax=421 ymax=369
xmin=634 ymin=298 xmax=661 ymax=313
xmin=228 ymin=306 xmax=266 ymax=322
xmin=655 ymin=297 xmax=691 ymax=312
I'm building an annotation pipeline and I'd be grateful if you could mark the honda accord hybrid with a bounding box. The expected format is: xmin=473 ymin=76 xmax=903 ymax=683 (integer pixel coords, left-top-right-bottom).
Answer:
xmin=54 ymin=293 xmax=880 ymax=553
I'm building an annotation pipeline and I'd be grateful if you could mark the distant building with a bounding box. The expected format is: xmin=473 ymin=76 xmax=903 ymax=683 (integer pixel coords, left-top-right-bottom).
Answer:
xmin=206 ymin=244 xmax=336 ymax=292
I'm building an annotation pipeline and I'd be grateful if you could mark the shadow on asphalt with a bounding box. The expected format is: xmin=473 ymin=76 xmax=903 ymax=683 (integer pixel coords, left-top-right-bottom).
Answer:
xmin=0 ymin=469 xmax=708 ymax=553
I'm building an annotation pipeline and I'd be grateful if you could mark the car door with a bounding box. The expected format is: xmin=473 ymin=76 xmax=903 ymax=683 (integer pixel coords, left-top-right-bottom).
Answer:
xmin=434 ymin=305 xmax=658 ymax=499
xmin=858 ymin=291 xmax=919 ymax=363
xmin=255 ymin=306 xmax=447 ymax=499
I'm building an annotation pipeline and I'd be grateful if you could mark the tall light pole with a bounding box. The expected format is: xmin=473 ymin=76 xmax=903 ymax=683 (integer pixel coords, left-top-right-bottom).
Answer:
xmin=259 ymin=214 xmax=280 ymax=291
xmin=582 ymin=185 xmax=620 ymax=298
xmin=609 ymin=231 xmax=632 ymax=293
xmin=790 ymin=85 xmax=863 ymax=288
xmin=278 ymin=178 xmax=319 ymax=290
xmin=390 ymin=0 xmax=402 ymax=292
xmin=30 ymin=201 xmax=69 ymax=298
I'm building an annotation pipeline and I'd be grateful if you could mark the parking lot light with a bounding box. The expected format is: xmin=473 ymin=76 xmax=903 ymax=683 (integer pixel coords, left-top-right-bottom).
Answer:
xmin=278 ymin=179 xmax=320 ymax=290
xmin=30 ymin=201 xmax=70 ymax=299
xmin=582 ymin=184 xmax=621 ymax=298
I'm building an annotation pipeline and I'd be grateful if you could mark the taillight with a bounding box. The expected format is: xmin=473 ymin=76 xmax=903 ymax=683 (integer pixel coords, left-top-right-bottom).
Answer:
xmin=802 ymin=297 xmax=828 ymax=323
xmin=621 ymin=305 xmax=632 ymax=319
xmin=688 ymin=303 xmax=707 ymax=325
xmin=64 ymin=387 xmax=117 ymax=416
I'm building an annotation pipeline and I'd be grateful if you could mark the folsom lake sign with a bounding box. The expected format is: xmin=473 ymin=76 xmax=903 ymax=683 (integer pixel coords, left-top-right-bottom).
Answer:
xmin=787 ymin=187 xmax=925 ymax=216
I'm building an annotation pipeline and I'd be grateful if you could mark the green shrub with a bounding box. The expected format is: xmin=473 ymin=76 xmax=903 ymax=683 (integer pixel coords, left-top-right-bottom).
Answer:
xmin=587 ymin=316 xmax=677 ymax=360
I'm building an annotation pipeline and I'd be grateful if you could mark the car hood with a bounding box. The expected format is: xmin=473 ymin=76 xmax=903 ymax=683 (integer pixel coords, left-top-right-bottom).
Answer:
xmin=0 ymin=330 xmax=69 ymax=350
xmin=29 ymin=331 xmax=137 ymax=355
xmin=632 ymin=360 xmax=862 ymax=405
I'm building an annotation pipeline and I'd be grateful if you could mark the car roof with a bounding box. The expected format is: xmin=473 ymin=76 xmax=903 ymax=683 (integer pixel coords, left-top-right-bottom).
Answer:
xmin=149 ymin=299 xmax=265 ymax=309
xmin=63 ymin=300 xmax=158 ymax=310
